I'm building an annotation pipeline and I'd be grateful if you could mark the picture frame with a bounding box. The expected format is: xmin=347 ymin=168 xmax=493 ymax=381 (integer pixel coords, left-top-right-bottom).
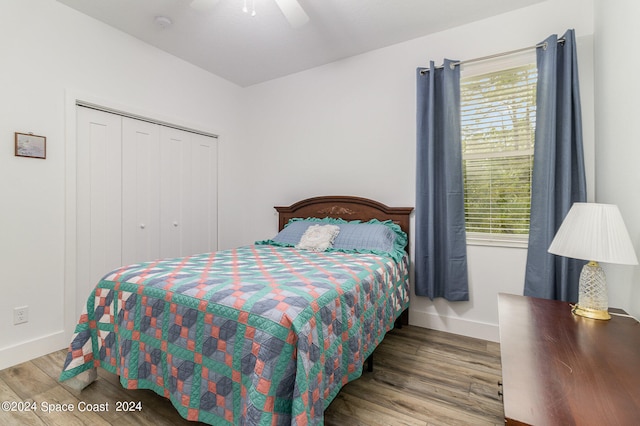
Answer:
xmin=15 ymin=132 xmax=46 ymax=159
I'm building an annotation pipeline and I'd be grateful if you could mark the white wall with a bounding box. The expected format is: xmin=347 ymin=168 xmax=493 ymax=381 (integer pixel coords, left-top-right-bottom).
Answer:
xmin=594 ymin=0 xmax=640 ymax=320
xmin=236 ymin=0 xmax=595 ymax=341
xmin=0 ymin=0 xmax=609 ymax=370
xmin=0 ymin=0 xmax=243 ymax=370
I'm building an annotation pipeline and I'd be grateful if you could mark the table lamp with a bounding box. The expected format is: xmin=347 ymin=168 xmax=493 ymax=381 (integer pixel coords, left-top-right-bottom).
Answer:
xmin=548 ymin=203 xmax=638 ymax=320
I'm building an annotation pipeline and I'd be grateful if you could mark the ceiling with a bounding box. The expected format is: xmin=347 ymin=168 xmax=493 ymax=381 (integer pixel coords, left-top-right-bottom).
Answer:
xmin=56 ymin=0 xmax=544 ymax=87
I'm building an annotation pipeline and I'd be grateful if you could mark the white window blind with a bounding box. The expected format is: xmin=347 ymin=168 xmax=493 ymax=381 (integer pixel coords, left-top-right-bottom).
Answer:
xmin=461 ymin=63 xmax=537 ymax=243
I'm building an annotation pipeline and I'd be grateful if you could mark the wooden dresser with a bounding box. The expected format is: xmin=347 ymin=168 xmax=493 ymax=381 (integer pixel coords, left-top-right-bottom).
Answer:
xmin=498 ymin=293 xmax=640 ymax=425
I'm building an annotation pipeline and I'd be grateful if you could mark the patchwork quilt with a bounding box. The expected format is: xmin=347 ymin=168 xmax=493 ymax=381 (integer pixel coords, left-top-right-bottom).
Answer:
xmin=60 ymin=244 xmax=409 ymax=425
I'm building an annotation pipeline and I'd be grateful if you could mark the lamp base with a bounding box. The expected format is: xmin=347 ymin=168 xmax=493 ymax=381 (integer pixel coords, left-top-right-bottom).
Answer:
xmin=572 ymin=261 xmax=611 ymax=321
xmin=571 ymin=304 xmax=611 ymax=320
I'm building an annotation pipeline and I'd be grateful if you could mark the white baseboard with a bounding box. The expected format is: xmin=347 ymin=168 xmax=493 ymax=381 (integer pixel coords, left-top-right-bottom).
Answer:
xmin=408 ymin=309 xmax=500 ymax=343
xmin=0 ymin=331 xmax=67 ymax=371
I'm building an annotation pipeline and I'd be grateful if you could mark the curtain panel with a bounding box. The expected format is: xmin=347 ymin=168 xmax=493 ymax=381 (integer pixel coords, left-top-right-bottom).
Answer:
xmin=524 ymin=29 xmax=587 ymax=301
xmin=415 ymin=60 xmax=469 ymax=301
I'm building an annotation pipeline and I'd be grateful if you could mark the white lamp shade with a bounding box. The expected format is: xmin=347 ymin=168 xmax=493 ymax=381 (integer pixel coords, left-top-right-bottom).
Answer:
xmin=548 ymin=203 xmax=638 ymax=265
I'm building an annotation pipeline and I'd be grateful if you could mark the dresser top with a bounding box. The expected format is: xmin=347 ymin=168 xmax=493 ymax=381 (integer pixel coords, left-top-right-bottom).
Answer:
xmin=498 ymin=293 xmax=640 ymax=426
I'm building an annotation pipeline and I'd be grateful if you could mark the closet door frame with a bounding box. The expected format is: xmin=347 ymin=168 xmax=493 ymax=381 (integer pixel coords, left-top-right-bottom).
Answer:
xmin=64 ymin=91 xmax=219 ymax=341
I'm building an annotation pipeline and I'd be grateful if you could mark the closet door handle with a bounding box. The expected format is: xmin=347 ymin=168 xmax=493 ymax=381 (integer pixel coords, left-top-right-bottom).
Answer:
xmin=173 ymin=222 xmax=179 ymax=227
xmin=140 ymin=224 xmax=146 ymax=229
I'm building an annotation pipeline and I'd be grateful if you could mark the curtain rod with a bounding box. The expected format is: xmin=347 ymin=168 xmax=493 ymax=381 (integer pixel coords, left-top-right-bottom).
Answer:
xmin=419 ymin=38 xmax=565 ymax=74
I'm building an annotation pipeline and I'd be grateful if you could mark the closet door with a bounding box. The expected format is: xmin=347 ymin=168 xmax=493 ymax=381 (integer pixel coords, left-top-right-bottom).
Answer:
xmin=160 ymin=128 xmax=218 ymax=258
xmin=76 ymin=107 xmax=122 ymax=319
xmin=76 ymin=105 xmax=218 ymax=321
xmin=122 ymin=117 xmax=161 ymax=265
xmin=186 ymin=133 xmax=218 ymax=255
xmin=159 ymin=127 xmax=186 ymax=259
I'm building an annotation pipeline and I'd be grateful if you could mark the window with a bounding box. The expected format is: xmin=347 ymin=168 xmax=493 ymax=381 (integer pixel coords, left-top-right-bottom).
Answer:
xmin=461 ymin=61 xmax=537 ymax=246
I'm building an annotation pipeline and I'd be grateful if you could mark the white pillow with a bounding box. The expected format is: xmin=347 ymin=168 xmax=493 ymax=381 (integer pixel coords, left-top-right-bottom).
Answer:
xmin=296 ymin=224 xmax=340 ymax=252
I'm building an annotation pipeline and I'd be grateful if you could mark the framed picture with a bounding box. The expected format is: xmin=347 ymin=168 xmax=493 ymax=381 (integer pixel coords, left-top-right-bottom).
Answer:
xmin=15 ymin=132 xmax=46 ymax=159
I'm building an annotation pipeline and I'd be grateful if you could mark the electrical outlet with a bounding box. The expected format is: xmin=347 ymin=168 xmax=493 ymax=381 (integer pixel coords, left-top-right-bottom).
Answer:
xmin=13 ymin=306 xmax=28 ymax=325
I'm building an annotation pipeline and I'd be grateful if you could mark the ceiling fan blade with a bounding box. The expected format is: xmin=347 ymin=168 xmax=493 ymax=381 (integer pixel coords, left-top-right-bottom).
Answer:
xmin=189 ymin=0 xmax=219 ymax=11
xmin=274 ymin=0 xmax=309 ymax=28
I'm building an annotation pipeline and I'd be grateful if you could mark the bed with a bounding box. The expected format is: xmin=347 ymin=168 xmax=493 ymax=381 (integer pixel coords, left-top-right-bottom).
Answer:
xmin=60 ymin=195 xmax=413 ymax=425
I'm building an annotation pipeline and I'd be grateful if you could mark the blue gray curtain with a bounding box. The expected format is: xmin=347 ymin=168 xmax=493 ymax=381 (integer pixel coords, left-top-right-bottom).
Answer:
xmin=415 ymin=59 xmax=469 ymax=301
xmin=524 ymin=30 xmax=587 ymax=301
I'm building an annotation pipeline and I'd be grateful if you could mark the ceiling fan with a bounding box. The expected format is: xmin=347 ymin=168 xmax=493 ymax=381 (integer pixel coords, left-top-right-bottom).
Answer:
xmin=189 ymin=0 xmax=309 ymax=28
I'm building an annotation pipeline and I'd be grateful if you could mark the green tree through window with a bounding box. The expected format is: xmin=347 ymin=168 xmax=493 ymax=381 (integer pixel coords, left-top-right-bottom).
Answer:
xmin=461 ymin=64 xmax=537 ymax=240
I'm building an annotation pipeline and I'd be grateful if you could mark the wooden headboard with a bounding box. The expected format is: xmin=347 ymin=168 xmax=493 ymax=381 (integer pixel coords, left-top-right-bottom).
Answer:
xmin=274 ymin=195 xmax=414 ymax=250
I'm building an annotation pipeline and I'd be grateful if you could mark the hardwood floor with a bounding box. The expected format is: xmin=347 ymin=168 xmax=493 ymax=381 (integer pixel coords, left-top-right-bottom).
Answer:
xmin=0 ymin=326 xmax=504 ymax=425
